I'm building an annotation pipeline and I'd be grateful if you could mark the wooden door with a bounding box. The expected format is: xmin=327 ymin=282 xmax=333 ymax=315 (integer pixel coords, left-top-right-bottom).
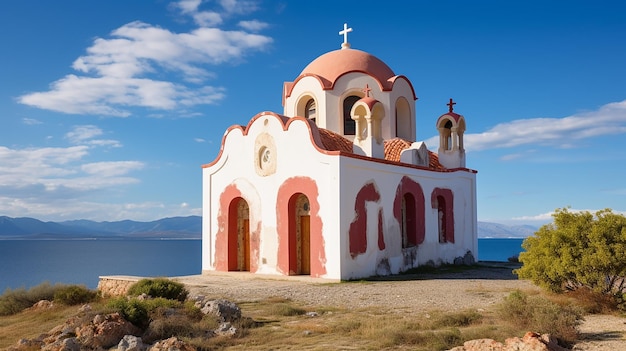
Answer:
xmin=300 ymin=215 xmax=310 ymax=275
xmin=243 ymin=219 xmax=250 ymax=271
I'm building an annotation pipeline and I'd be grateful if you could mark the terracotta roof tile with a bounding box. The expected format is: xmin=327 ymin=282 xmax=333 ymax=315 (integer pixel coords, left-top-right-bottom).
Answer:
xmin=384 ymin=138 xmax=446 ymax=170
xmin=317 ymin=129 xmax=446 ymax=171
xmin=318 ymin=128 xmax=353 ymax=153
xmin=383 ymin=138 xmax=412 ymax=162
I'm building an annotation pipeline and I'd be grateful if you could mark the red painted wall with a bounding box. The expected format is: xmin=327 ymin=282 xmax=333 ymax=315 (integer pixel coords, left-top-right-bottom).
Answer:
xmin=214 ymin=184 xmax=261 ymax=272
xmin=431 ymin=187 xmax=455 ymax=243
xmin=349 ymin=182 xmax=381 ymax=258
xmin=393 ymin=176 xmax=426 ymax=245
xmin=276 ymin=177 xmax=326 ymax=277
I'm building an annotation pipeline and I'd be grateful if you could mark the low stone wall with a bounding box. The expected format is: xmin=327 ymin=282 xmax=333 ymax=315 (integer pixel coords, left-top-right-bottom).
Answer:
xmin=97 ymin=276 xmax=141 ymax=297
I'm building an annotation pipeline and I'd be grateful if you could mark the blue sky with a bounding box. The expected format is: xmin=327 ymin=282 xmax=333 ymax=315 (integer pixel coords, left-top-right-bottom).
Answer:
xmin=1 ymin=0 xmax=624 ymax=225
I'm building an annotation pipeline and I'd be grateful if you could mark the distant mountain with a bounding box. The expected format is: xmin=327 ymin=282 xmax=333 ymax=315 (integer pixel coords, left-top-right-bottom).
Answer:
xmin=0 ymin=216 xmax=201 ymax=239
xmin=477 ymin=221 xmax=538 ymax=238
xmin=1 ymin=215 xmax=533 ymax=239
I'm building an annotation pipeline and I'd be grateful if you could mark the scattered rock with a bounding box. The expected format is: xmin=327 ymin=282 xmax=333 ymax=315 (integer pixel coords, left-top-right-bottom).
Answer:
xmin=195 ymin=298 xmax=241 ymax=322
xmin=30 ymin=300 xmax=54 ymax=310
xmin=75 ymin=312 xmax=141 ymax=349
xmin=148 ymin=337 xmax=195 ymax=351
xmin=78 ymin=304 xmax=92 ymax=313
xmin=305 ymin=311 xmax=319 ymax=317
xmin=118 ymin=335 xmax=148 ymax=351
xmin=447 ymin=332 xmax=569 ymax=351
xmin=214 ymin=322 xmax=238 ymax=336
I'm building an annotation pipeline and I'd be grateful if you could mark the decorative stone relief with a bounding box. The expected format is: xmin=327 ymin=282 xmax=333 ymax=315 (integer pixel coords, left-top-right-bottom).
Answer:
xmin=254 ymin=132 xmax=277 ymax=176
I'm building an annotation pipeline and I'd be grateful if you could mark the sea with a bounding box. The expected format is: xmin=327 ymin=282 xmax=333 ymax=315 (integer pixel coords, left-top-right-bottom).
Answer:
xmin=0 ymin=238 xmax=524 ymax=293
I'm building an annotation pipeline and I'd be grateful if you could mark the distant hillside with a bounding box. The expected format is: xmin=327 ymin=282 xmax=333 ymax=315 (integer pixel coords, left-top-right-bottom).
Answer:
xmin=0 ymin=216 xmax=201 ymax=239
xmin=0 ymin=215 xmax=533 ymax=239
xmin=477 ymin=221 xmax=537 ymax=238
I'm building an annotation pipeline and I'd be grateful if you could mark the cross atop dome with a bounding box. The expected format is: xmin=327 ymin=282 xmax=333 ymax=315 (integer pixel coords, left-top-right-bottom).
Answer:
xmin=339 ymin=23 xmax=353 ymax=49
xmin=447 ymin=98 xmax=456 ymax=113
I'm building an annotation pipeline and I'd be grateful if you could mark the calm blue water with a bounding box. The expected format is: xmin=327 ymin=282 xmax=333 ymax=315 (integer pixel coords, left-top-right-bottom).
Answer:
xmin=0 ymin=239 xmax=202 ymax=292
xmin=0 ymin=238 xmax=524 ymax=292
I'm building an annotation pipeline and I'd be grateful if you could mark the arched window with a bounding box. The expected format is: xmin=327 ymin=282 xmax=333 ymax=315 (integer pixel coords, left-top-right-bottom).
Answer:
xmin=443 ymin=120 xmax=453 ymax=150
xmin=431 ymin=188 xmax=454 ymax=243
xmin=343 ymin=95 xmax=360 ymax=135
xmin=305 ymin=99 xmax=316 ymax=123
xmin=395 ymin=97 xmax=412 ymax=140
xmin=401 ymin=193 xmax=417 ymax=248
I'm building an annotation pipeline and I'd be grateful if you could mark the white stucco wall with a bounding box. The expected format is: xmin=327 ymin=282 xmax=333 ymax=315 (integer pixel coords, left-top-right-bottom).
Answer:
xmin=203 ymin=112 xmax=477 ymax=280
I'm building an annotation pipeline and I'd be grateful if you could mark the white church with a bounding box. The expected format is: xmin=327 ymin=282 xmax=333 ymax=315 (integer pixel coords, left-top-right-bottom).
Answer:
xmin=201 ymin=25 xmax=477 ymax=280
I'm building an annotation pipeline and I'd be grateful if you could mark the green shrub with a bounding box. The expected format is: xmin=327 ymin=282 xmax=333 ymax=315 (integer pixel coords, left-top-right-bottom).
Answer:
xmin=127 ymin=278 xmax=188 ymax=301
xmin=107 ymin=297 xmax=183 ymax=328
xmin=53 ymin=285 xmax=97 ymax=305
xmin=0 ymin=282 xmax=57 ymax=315
xmin=497 ymin=290 xmax=582 ymax=344
xmin=107 ymin=298 xmax=150 ymax=328
xmin=516 ymin=208 xmax=626 ymax=303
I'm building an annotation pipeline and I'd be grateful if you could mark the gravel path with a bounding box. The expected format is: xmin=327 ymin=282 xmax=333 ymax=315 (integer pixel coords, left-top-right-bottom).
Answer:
xmin=174 ymin=264 xmax=625 ymax=350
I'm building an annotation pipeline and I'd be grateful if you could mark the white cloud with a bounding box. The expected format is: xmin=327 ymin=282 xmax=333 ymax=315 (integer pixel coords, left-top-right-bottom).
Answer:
xmin=0 ymin=137 xmax=148 ymax=220
xmin=466 ymin=100 xmax=626 ymax=152
xmin=65 ymin=125 xmax=122 ymax=148
xmin=65 ymin=125 xmax=103 ymax=143
xmin=18 ymin=2 xmax=272 ymax=117
xmin=22 ymin=117 xmax=42 ymax=125
xmin=238 ymin=20 xmax=269 ymax=32
xmin=81 ymin=161 xmax=144 ymax=177
xmin=219 ymin=0 xmax=258 ymax=15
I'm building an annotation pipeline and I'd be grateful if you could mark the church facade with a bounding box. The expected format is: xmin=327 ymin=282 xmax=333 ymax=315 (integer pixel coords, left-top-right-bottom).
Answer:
xmin=201 ymin=25 xmax=477 ymax=280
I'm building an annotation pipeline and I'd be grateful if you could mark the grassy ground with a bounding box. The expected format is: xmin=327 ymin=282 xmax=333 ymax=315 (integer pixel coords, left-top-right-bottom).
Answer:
xmin=0 ymin=291 xmax=566 ymax=351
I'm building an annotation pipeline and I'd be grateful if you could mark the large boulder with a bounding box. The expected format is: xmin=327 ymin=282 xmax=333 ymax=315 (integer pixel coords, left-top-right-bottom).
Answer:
xmin=75 ymin=313 xmax=141 ymax=349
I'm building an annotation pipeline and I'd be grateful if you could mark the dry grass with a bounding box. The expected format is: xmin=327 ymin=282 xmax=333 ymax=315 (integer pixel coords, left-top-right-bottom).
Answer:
xmin=0 ymin=291 xmax=587 ymax=350
xmin=0 ymin=304 xmax=81 ymax=348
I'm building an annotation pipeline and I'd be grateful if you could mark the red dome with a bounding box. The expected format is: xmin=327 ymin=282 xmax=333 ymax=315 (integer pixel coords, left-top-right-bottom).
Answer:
xmin=298 ymin=49 xmax=396 ymax=88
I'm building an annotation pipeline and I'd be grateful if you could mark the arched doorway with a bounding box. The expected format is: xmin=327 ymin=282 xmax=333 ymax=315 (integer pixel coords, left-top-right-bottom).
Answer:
xmin=289 ymin=194 xmax=311 ymax=275
xmin=228 ymin=198 xmax=250 ymax=271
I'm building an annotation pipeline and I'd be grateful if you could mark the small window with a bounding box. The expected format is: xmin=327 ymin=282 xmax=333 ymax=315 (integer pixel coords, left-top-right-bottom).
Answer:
xmin=305 ymin=99 xmax=316 ymax=123
xmin=343 ymin=95 xmax=360 ymax=135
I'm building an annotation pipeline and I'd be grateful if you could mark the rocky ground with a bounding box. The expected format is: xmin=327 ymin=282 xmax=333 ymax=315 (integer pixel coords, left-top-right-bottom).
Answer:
xmin=174 ymin=263 xmax=626 ymax=351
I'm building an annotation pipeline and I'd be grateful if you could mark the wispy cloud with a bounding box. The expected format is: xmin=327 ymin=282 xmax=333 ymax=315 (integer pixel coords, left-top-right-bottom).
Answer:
xmin=0 ymin=124 xmax=146 ymax=220
xmin=65 ymin=125 xmax=122 ymax=148
xmin=426 ymin=100 xmax=626 ymax=153
xmin=18 ymin=0 xmax=272 ymax=117
xmin=22 ymin=117 xmax=42 ymax=125
xmin=468 ymin=100 xmax=626 ymax=151
xmin=238 ymin=19 xmax=270 ymax=32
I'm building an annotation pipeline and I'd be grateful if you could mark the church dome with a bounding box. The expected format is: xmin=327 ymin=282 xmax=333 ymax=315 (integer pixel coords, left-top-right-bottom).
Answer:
xmin=297 ymin=48 xmax=396 ymax=90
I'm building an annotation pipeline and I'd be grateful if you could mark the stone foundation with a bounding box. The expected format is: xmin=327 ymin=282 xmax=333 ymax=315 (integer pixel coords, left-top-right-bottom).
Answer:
xmin=97 ymin=276 xmax=141 ymax=297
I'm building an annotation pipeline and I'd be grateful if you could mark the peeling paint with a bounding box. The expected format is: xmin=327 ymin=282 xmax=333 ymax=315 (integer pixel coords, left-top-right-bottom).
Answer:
xmin=214 ymin=184 xmax=261 ymax=272
xmin=349 ymin=182 xmax=380 ymax=258
xmin=377 ymin=208 xmax=385 ymax=250
xmin=276 ymin=177 xmax=326 ymax=277
xmin=393 ymin=176 xmax=425 ymax=246
xmin=432 ymin=187 xmax=455 ymax=243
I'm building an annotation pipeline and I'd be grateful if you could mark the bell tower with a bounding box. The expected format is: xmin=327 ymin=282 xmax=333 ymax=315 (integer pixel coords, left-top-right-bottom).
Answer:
xmin=436 ymin=98 xmax=466 ymax=169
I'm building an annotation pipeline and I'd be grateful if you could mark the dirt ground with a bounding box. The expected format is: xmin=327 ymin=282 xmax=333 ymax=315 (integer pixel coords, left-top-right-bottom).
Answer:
xmin=173 ymin=263 xmax=626 ymax=350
